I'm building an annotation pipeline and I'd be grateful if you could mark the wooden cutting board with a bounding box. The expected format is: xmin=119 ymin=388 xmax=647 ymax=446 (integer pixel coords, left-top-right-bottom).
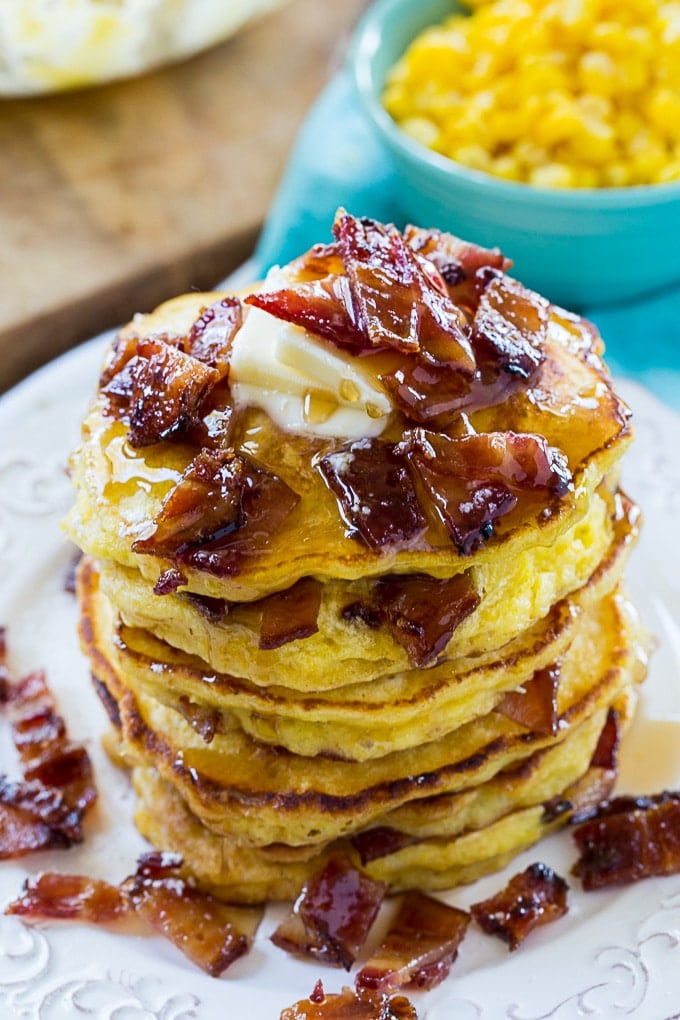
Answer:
xmin=0 ymin=0 xmax=367 ymax=393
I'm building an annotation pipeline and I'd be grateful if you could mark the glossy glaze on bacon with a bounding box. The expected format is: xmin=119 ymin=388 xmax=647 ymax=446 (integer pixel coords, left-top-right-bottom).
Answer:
xmin=402 ymin=429 xmax=572 ymax=554
xmin=0 ymin=639 xmax=97 ymax=859
xmin=186 ymin=296 xmax=242 ymax=379
xmin=496 ymin=663 xmax=561 ymax=737
xmin=132 ymin=449 xmax=300 ymax=576
xmin=271 ymin=856 xmax=385 ymax=970
xmin=318 ymin=439 xmax=426 ymax=550
xmin=258 ymin=577 xmax=324 ymax=650
xmin=102 ymin=338 xmax=220 ymax=447
xmin=343 ymin=571 xmax=479 ymax=667
xmin=402 ymin=225 xmax=510 ymax=312
xmin=470 ymin=862 xmax=569 ymax=950
xmin=356 ymin=891 xmax=470 ymax=993
xmin=572 ymin=791 xmax=680 ymax=891
xmin=279 ymin=981 xmax=418 ymax=1020
xmin=6 ymin=851 xmax=261 ymax=977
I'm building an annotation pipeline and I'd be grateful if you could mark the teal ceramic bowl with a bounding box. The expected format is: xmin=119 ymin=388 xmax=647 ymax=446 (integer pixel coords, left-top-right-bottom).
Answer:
xmin=350 ymin=0 xmax=680 ymax=309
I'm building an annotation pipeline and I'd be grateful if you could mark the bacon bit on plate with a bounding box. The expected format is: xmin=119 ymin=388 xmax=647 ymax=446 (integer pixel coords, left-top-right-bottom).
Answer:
xmin=470 ymin=862 xmax=569 ymax=950
xmin=279 ymin=980 xmax=418 ymax=1020
xmin=122 ymin=851 xmax=258 ymax=977
xmin=572 ymin=791 xmax=680 ymax=891
xmin=258 ymin=577 xmax=324 ymax=650
xmin=6 ymin=872 xmax=127 ymax=922
xmin=402 ymin=429 xmax=572 ymax=554
xmin=102 ymin=338 xmax=220 ymax=447
xmin=356 ymin=891 xmax=470 ymax=993
xmin=132 ymin=449 xmax=300 ymax=577
xmin=271 ymin=856 xmax=385 ymax=970
xmin=6 ymin=851 xmax=262 ymax=978
xmin=496 ymin=663 xmax=561 ymax=737
xmin=0 ymin=638 xmax=97 ymax=859
xmin=343 ymin=572 xmax=479 ymax=667
xmin=318 ymin=439 xmax=426 ymax=550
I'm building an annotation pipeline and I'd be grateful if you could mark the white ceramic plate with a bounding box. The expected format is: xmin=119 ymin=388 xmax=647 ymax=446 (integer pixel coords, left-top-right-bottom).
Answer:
xmin=0 ymin=338 xmax=679 ymax=1020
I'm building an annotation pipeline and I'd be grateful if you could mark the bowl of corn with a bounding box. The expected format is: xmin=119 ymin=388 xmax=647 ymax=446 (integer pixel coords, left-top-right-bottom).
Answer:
xmin=350 ymin=0 xmax=680 ymax=307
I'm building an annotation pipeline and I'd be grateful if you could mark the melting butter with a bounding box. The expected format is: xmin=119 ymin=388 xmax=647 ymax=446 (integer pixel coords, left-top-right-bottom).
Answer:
xmin=229 ymin=268 xmax=392 ymax=439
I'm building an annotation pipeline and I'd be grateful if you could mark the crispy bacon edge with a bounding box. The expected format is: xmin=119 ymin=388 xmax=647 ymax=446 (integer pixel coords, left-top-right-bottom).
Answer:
xmin=5 ymin=851 xmax=262 ymax=978
xmin=470 ymin=862 xmax=569 ymax=951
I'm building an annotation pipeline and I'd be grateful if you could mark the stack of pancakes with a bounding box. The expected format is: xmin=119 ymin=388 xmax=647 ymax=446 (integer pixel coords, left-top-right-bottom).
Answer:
xmin=67 ymin=216 xmax=647 ymax=903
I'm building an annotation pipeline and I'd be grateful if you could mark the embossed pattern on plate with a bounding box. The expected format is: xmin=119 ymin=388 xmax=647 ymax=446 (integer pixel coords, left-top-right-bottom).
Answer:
xmin=0 ymin=337 xmax=679 ymax=1020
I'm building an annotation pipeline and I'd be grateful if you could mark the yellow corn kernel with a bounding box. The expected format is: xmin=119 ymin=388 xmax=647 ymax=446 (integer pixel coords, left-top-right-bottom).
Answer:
xmin=529 ymin=163 xmax=576 ymax=188
xmin=647 ymin=88 xmax=680 ymax=143
xmin=400 ymin=117 xmax=442 ymax=150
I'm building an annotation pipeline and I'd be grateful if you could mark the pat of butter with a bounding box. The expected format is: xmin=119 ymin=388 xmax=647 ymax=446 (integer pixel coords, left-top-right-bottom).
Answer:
xmin=229 ymin=269 xmax=392 ymax=439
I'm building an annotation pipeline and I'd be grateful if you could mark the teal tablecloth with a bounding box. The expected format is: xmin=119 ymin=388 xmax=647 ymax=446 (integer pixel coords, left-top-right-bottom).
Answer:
xmin=255 ymin=71 xmax=680 ymax=411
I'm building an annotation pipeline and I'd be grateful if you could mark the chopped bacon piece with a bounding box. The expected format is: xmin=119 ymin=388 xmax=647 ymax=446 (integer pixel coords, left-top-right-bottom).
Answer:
xmin=258 ymin=577 xmax=324 ymax=650
xmin=293 ymin=241 xmax=345 ymax=277
xmin=334 ymin=213 xmax=475 ymax=370
xmin=272 ymin=856 xmax=385 ymax=970
xmin=177 ymin=697 xmax=221 ymax=744
xmin=473 ymin=275 xmax=548 ymax=379
xmin=403 ymin=225 xmax=510 ymax=312
xmin=572 ymin=791 xmax=680 ymax=891
xmin=279 ymin=982 xmax=418 ymax=1020
xmin=344 ymin=571 xmax=479 ymax=667
xmin=588 ymin=707 xmax=620 ymax=770
xmin=374 ymin=571 xmax=480 ymax=666
xmin=248 ymin=213 xmax=476 ymax=375
xmin=246 ymin=276 xmax=366 ymax=352
xmin=153 ymin=566 xmax=188 ymax=595
xmin=7 ymin=872 xmax=127 ymax=922
xmin=123 ymin=851 xmax=255 ymax=977
xmin=356 ymin=891 xmax=470 ymax=993
xmin=350 ymin=827 xmax=417 ymax=866
xmin=402 ymin=429 xmax=572 ymax=554
xmin=470 ymin=862 xmax=569 ymax=950
xmin=543 ymin=710 xmax=621 ymax=824
xmin=0 ymin=643 xmax=97 ymax=858
xmin=187 ymin=296 xmax=242 ymax=378
xmin=496 ymin=663 xmax=560 ymax=737
xmin=319 ymin=439 xmax=426 ymax=550
xmin=6 ymin=852 xmax=262 ymax=977
xmin=132 ymin=449 xmax=300 ymax=577
xmin=0 ymin=798 xmax=72 ymax=858
xmin=182 ymin=591 xmax=231 ymax=622
xmin=102 ymin=338 xmax=220 ymax=447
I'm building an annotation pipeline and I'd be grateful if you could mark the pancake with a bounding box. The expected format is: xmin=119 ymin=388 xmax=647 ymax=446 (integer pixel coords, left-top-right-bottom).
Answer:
xmin=66 ymin=211 xmax=646 ymax=904
xmin=78 ymin=490 xmax=638 ymax=761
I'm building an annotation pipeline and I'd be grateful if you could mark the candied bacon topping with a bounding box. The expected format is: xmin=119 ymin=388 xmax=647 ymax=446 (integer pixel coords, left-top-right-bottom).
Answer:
xmin=132 ymin=449 xmax=300 ymax=577
xmin=0 ymin=643 xmax=97 ymax=859
xmin=271 ymin=856 xmax=385 ymax=970
xmin=588 ymin=707 xmax=620 ymax=770
xmin=356 ymin=891 xmax=470 ymax=994
xmin=543 ymin=710 xmax=621 ymax=825
xmin=7 ymin=872 xmax=127 ymax=922
xmin=343 ymin=571 xmax=479 ymax=667
xmin=496 ymin=663 xmax=561 ymax=737
xmin=279 ymin=982 xmax=418 ymax=1020
xmin=318 ymin=439 xmax=426 ymax=550
xmin=472 ymin=275 xmax=549 ymax=379
xmin=350 ymin=827 xmax=418 ymax=866
xmin=186 ymin=296 xmax=242 ymax=378
xmin=247 ymin=212 xmax=475 ymax=373
xmin=102 ymin=338 xmax=220 ymax=447
xmin=403 ymin=225 xmax=511 ymax=312
xmin=6 ymin=852 xmax=262 ymax=978
xmin=470 ymin=862 xmax=569 ymax=950
xmin=572 ymin=791 xmax=680 ymax=891
xmin=402 ymin=429 xmax=572 ymax=554
xmin=153 ymin=566 xmax=188 ymax=595
xmin=258 ymin=576 xmax=324 ymax=650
